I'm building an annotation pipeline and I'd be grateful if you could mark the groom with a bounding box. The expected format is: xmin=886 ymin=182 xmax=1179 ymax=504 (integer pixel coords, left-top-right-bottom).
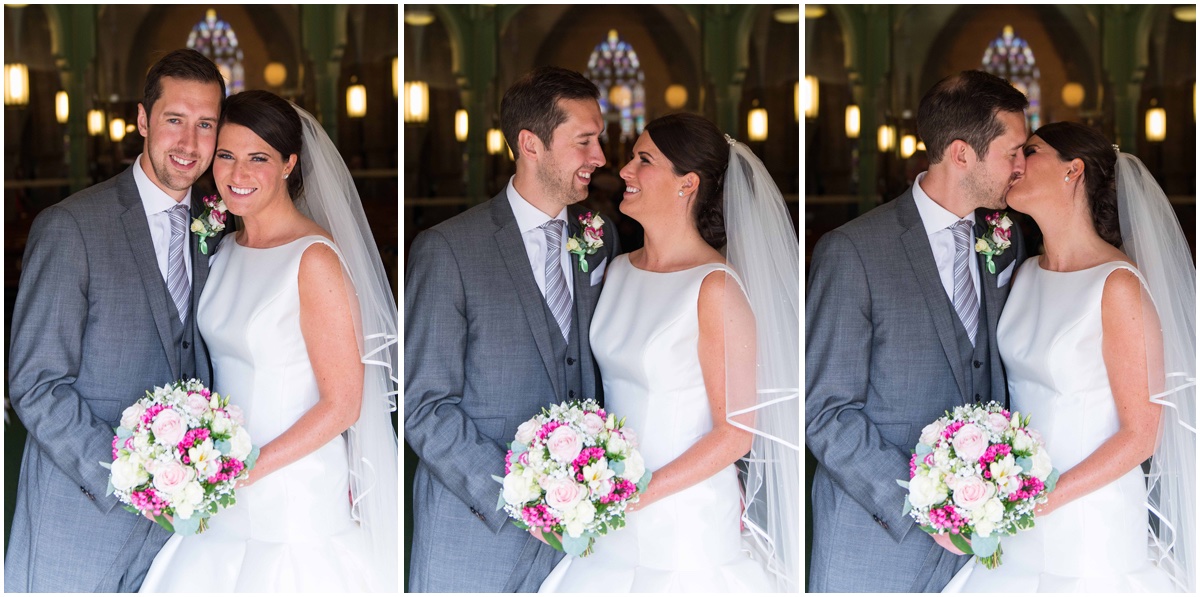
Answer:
xmin=806 ymin=70 xmax=1029 ymax=592
xmin=5 ymin=49 xmax=225 ymax=592
xmin=405 ymin=66 xmax=620 ymax=592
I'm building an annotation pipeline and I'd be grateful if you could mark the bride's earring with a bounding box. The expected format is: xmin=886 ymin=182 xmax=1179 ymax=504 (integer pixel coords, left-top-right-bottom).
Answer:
xmin=678 ymin=189 xmax=684 ymax=197
xmin=283 ymin=173 xmax=290 ymax=180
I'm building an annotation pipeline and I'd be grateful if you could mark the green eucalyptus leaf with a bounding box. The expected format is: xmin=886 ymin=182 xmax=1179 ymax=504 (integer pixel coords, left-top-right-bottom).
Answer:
xmin=971 ymin=532 xmax=999 ymax=558
xmin=949 ymin=533 xmax=974 ymax=555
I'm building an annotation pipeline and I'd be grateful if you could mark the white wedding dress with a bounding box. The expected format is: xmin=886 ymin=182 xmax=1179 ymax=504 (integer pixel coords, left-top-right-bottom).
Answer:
xmin=538 ymin=255 xmax=773 ymax=593
xmin=139 ymin=235 xmax=374 ymax=592
xmin=943 ymin=259 xmax=1177 ymax=592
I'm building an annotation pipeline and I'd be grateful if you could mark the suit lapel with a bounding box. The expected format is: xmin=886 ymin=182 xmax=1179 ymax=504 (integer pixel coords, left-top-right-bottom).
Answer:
xmin=117 ymin=167 xmax=180 ymax=378
xmin=896 ymin=192 xmax=969 ymax=403
xmin=491 ymin=196 xmax=565 ymax=401
xmin=567 ymin=209 xmax=604 ymax=399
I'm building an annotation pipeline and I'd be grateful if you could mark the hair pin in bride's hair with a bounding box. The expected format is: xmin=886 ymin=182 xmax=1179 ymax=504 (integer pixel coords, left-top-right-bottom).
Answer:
xmin=724 ymin=133 xmax=736 ymax=147
xmin=1112 ymin=144 xmax=1120 ymax=153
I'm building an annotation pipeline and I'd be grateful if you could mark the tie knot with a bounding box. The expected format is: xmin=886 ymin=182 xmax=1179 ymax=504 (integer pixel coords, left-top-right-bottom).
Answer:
xmin=167 ymin=203 xmax=190 ymax=225
xmin=541 ymin=219 xmax=565 ymax=243
xmin=950 ymin=220 xmax=973 ymax=244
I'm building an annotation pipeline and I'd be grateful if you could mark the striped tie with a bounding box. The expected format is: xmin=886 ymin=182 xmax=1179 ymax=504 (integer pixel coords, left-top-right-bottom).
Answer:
xmin=540 ymin=219 xmax=572 ymax=341
xmin=166 ymin=204 xmax=191 ymax=324
xmin=950 ymin=220 xmax=978 ymax=345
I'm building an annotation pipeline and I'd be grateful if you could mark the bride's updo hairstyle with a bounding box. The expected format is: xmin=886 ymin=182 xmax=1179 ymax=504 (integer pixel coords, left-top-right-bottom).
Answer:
xmin=644 ymin=113 xmax=729 ymax=249
xmin=1035 ymin=121 xmax=1121 ymax=247
xmin=219 ymin=90 xmax=304 ymax=199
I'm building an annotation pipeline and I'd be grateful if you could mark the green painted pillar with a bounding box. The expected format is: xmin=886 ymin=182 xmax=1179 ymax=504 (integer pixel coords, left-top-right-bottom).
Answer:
xmin=702 ymin=5 xmax=751 ymax=137
xmin=444 ymin=5 xmax=497 ymax=206
xmin=301 ymin=5 xmax=345 ymax=141
xmin=50 ymin=5 xmax=96 ymax=194
xmin=845 ymin=5 xmax=890 ymax=214
xmin=1102 ymin=5 xmax=1149 ymax=156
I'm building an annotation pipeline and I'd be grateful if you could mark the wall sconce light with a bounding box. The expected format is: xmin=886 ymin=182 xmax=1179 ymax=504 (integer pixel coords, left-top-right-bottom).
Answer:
xmin=55 ymin=90 xmax=69 ymax=124
xmin=347 ymin=83 xmax=367 ymax=118
xmin=802 ymin=75 xmax=818 ymax=119
xmin=263 ymin=62 xmax=287 ymax=88
xmin=845 ymin=105 xmax=860 ymax=139
xmin=110 ymin=117 xmax=126 ymax=142
xmin=664 ymin=84 xmax=688 ymax=110
xmin=917 ymin=140 xmax=926 ymax=152
xmin=794 ymin=81 xmax=800 ymax=121
xmin=88 ymin=109 xmax=104 ymax=136
xmin=877 ymin=125 xmax=896 ymax=152
xmin=748 ymin=107 xmax=768 ymax=141
xmin=455 ymin=109 xmax=469 ymax=142
xmin=404 ymin=81 xmax=429 ymax=123
xmin=487 ymin=128 xmax=505 ymax=155
xmin=1061 ymin=82 xmax=1085 ymax=109
xmin=4 ymin=63 xmax=29 ymax=106
xmin=1146 ymin=104 xmax=1166 ymax=142
xmin=900 ymin=134 xmax=917 ymax=159
xmin=393 ymin=57 xmax=399 ymax=98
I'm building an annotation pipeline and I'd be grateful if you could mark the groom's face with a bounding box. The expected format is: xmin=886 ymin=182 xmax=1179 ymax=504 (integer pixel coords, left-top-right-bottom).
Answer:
xmin=533 ymin=98 xmax=606 ymax=207
xmin=136 ymin=76 xmax=223 ymax=201
xmin=964 ymin=110 xmax=1028 ymax=210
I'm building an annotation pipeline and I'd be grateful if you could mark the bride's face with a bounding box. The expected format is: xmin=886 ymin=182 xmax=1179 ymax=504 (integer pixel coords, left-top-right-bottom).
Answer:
xmin=1006 ymin=135 xmax=1066 ymax=216
xmin=212 ymin=123 xmax=298 ymax=217
xmin=618 ymin=132 xmax=688 ymax=225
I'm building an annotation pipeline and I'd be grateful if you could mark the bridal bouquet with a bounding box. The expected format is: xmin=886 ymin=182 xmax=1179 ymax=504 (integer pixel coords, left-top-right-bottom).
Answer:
xmin=102 ymin=379 xmax=259 ymax=535
xmin=495 ymin=399 xmax=651 ymax=557
xmin=897 ymin=402 xmax=1058 ymax=569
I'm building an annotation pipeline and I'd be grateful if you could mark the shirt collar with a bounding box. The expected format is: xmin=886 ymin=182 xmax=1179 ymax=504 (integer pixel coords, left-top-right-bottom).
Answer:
xmin=132 ymin=153 xmax=192 ymax=216
xmin=506 ymin=176 xmax=567 ymax=233
xmin=912 ymin=171 xmax=974 ymax=235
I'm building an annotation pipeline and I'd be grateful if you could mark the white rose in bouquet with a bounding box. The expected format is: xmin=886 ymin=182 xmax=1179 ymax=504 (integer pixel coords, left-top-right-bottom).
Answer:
xmin=618 ymin=449 xmax=645 ymax=482
xmin=228 ymin=426 xmax=253 ymax=461
xmin=919 ymin=420 xmax=946 ymax=447
xmin=545 ymin=478 xmax=586 ymax=512
xmin=515 ymin=420 xmax=540 ymax=445
xmin=120 ymin=404 xmax=146 ymax=430
xmin=1029 ymin=447 xmax=1053 ymax=481
xmin=502 ymin=470 xmax=541 ymax=506
xmin=110 ymin=454 xmax=149 ymax=491
xmin=952 ymin=475 xmax=995 ymax=512
xmin=562 ymin=500 xmax=597 ymax=538
xmin=951 ymin=423 xmax=988 ymax=462
xmin=907 ymin=472 xmax=947 ymax=509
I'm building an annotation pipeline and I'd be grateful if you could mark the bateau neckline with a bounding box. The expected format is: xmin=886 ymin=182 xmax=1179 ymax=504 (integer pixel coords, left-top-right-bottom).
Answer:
xmin=1033 ymin=258 xmax=1134 ymax=274
xmin=625 ymin=254 xmax=727 ymax=275
xmin=232 ymin=233 xmax=329 ymax=251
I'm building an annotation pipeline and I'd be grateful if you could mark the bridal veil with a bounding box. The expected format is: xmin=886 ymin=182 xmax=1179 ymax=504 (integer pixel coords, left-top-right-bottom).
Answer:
xmin=294 ymin=106 xmax=400 ymax=591
xmin=1116 ymin=151 xmax=1196 ymax=592
xmin=722 ymin=138 xmax=800 ymax=592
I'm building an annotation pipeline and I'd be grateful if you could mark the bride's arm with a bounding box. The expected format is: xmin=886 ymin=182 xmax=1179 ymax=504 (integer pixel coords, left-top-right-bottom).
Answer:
xmin=1036 ymin=268 xmax=1162 ymax=517
xmin=627 ymin=271 xmax=755 ymax=512
xmin=240 ymin=243 xmax=364 ymax=487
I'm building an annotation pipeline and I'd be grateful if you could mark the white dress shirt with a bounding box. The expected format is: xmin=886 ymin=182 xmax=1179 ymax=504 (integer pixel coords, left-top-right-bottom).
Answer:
xmin=132 ymin=153 xmax=193 ymax=285
xmin=506 ymin=177 xmax=574 ymax=301
xmin=912 ymin=171 xmax=980 ymax=304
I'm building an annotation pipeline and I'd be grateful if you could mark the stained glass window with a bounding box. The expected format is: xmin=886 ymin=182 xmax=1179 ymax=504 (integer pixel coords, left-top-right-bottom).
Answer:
xmin=187 ymin=9 xmax=244 ymax=96
xmin=982 ymin=25 xmax=1040 ymax=132
xmin=586 ymin=29 xmax=645 ymax=142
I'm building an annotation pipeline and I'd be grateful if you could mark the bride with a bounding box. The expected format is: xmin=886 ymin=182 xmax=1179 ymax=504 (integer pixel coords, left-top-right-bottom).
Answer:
xmin=138 ymin=91 xmax=398 ymax=592
xmin=536 ymin=113 xmax=799 ymax=592
xmin=942 ymin=122 xmax=1195 ymax=592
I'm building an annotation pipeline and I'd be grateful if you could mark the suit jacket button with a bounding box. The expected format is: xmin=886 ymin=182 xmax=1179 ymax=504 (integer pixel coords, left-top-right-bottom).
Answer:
xmin=975 ymin=393 xmax=982 ymax=402
xmin=569 ymin=390 xmax=575 ymax=398
xmin=973 ymin=360 xmax=982 ymax=368
xmin=566 ymin=357 xmax=575 ymax=365
xmin=183 ymin=340 xmax=190 ymax=349
xmin=80 ymin=487 xmax=94 ymax=501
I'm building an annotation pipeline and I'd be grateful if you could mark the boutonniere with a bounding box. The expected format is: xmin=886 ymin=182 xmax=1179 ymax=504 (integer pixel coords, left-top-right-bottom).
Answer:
xmin=974 ymin=212 xmax=1013 ymax=274
xmin=190 ymin=194 xmax=228 ymax=255
xmin=565 ymin=212 xmax=605 ymax=273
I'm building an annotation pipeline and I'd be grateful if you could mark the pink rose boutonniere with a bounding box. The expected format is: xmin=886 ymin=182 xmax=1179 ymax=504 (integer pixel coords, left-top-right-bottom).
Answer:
xmin=974 ymin=212 xmax=1013 ymax=274
xmin=566 ymin=212 xmax=605 ymax=273
xmin=191 ymin=194 xmax=228 ymax=255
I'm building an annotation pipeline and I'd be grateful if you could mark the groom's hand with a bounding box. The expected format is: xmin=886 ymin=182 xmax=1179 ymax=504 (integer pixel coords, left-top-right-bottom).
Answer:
xmin=931 ymin=531 xmax=968 ymax=555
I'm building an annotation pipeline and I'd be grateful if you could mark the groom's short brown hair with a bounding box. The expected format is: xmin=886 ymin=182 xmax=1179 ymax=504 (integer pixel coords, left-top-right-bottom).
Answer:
xmin=500 ymin=67 xmax=600 ymax=161
xmin=142 ymin=49 xmax=226 ymax=116
xmin=918 ymin=70 xmax=1029 ymax=164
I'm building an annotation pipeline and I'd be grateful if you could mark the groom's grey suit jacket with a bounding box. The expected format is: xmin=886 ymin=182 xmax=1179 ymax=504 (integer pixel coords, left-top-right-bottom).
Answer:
xmin=405 ymin=190 xmax=619 ymax=592
xmin=805 ymin=189 xmax=1025 ymax=592
xmin=5 ymin=165 xmax=215 ymax=592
